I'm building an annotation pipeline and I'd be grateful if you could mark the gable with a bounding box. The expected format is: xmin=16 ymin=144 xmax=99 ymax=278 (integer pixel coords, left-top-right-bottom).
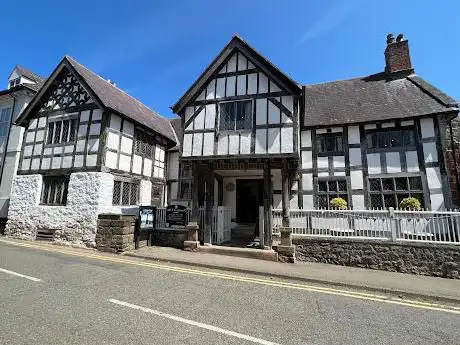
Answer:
xmin=172 ymin=36 xmax=300 ymax=114
xmin=38 ymin=67 xmax=93 ymax=113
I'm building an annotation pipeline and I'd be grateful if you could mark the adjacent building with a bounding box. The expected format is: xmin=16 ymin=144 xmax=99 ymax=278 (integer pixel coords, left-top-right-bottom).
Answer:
xmin=168 ymin=34 xmax=459 ymax=243
xmin=0 ymin=66 xmax=44 ymax=229
xmin=5 ymin=56 xmax=175 ymax=246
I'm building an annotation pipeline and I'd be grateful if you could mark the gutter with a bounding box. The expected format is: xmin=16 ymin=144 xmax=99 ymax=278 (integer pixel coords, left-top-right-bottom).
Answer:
xmin=0 ymin=94 xmax=16 ymax=192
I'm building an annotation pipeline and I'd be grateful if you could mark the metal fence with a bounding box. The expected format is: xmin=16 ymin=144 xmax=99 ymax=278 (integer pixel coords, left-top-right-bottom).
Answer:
xmin=155 ymin=207 xmax=231 ymax=245
xmin=272 ymin=208 xmax=460 ymax=244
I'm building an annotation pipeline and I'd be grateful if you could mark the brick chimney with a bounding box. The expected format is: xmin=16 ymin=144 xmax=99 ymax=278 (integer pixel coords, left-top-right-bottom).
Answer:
xmin=384 ymin=33 xmax=413 ymax=74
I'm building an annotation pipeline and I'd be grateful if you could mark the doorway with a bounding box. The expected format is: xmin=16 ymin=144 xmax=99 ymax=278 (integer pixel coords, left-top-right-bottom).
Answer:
xmin=236 ymin=179 xmax=263 ymax=223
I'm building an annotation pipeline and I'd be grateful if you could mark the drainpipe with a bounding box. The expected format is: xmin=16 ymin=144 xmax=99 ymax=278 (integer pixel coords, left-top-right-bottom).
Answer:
xmin=0 ymin=94 xmax=16 ymax=191
xmin=449 ymin=120 xmax=460 ymax=207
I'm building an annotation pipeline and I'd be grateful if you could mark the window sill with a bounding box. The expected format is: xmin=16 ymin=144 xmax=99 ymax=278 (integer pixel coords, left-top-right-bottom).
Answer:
xmin=217 ymin=129 xmax=252 ymax=136
xmin=44 ymin=141 xmax=76 ymax=148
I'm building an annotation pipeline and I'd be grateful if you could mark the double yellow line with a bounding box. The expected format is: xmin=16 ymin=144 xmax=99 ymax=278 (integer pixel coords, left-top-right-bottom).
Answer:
xmin=1 ymin=238 xmax=460 ymax=315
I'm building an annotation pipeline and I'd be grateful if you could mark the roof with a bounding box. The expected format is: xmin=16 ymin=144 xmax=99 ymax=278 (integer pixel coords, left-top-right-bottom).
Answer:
xmin=169 ymin=117 xmax=182 ymax=151
xmin=17 ymin=56 xmax=176 ymax=143
xmin=171 ymin=35 xmax=301 ymax=114
xmin=0 ymin=82 xmax=42 ymax=97
xmin=23 ymin=79 xmax=46 ymax=92
xmin=65 ymin=57 xmax=176 ymax=142
xmin=304 ymin=72 xmax=458 ymax=127
xmin=13 ymin=65 xmax=44 ymax=83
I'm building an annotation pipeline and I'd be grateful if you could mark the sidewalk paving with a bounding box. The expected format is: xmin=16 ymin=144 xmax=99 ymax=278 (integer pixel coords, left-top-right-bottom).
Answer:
xmin=125 ymin=246 xmax=460 ymax=304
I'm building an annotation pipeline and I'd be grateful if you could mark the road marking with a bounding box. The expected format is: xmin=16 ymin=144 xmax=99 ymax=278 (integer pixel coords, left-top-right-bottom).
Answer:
xmin=0 ymin=267 xmax=41 ymax=282
xmin=109 ymin=299 xmax=282 ymax=345
xmin=1 ymin=238 xmax=459 ymax=315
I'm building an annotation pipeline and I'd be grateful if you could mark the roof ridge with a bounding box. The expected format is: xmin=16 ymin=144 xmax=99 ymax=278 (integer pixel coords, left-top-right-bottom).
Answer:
xmin=304 ymin=74 xmax=381 ymax=87
xmin=14 ymin=65 xmax=44 ymax=82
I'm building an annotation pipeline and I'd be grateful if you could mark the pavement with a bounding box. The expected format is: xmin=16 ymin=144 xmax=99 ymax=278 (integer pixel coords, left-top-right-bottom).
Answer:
xmin=124 ymin=245 xmax=460 ymax=304
xmin=0 ymin=237 xmax=460 ymax=345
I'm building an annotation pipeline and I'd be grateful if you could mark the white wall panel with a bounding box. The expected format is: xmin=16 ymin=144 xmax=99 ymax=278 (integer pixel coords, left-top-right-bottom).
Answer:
xmin=349 ymin=148 xmax=362 ymax=166
xmin=206 ymin=79 xmax=215 ymax=100
xmin=41 ymin=157 xmax=51 ymax=170
xmin=237 ymin=53 xmax=247 ymax=71
xmin=255 ymin=129 xmax=266 ymax=154
xmin=280 ymin=127 xmax=293 ymax=153
xmin=430 ymin=193 xmax=444 ymax=211
xmin=348 ymin=126 xmax=360 ymax=144
xmin=406 ymin=151 xmax=419 ymax=172
xmin=194 ymin=108 xmax=205 ymax=129
xmin=110 ymin=114 xmax=121 ymax=130
xmin=204 ymin=105 xmax=216 ymax=129
xmin=301 ymin=130 xmax=312 ymax=147
xmin=192 ymin=133 xmax=203 ymax=156
xmin=182 ymin=134 xmax=192 ymax=156
xmin=143 ymin=158 xmax=152 ymax=176
xmin=247 ymin=73 xmax=257 ymax=94
xmin=226 ymin=76 xmax=236 ymax=97
xmin=352 ymin=195 xmax=365 ymax=210
xmin=92 ymin=109 xmax=103 ymax=121
xmin=216 ymin=78 xmax=225 ymax=99
xmin=86 ymin=154 xmax=97 ymax=167
xmin=240 ymin=133 xmax=251 ymax=154
xmin=228 ymin=134 xmax=239 ymax=154
xmin=267 ymin=128 xmax=280 ymax=153
xmin=420 ymin=118 xmax=435 ymax=138
xmin=350 ymin=170 xmax=363 ymax=189
xmin=62 ymin=156 xmax=72 ymax=168
xmin=120 ymin=136 xmax=132 ymax=154
xmin=258 ymin=73 xmax=268 ymax=93
xmin=227 ymin=53 xmax=237 ymax=72
xmin=236 ymin=75 xmax=246 ymax=96
xmin=317 ymin=156 xmax=328 ymax=169
xmin=268 ymin=99 xmax=280 ymax=124
xmin=333 ymin=156 xmax=345 ymax=169
xmin=281 ymin=95 xmax=293 ymax=113
xmin=203 ymin=133 xmax=214 ymax=156
xmin=132 ymin=155 xmax=142 ymax=174
xmin=51 ymin=157 xmax=61 ymax=169
xmin=367 ymin=153 xmax=381 ymax=174
xmin=423 ymin=142 xmax=438 ymax=163
xmin=217 ymin=134 xmax=228 ymax=155
xmin=303 ymin=195 xmax=313 ymax=209
xmin=426 ymin=167 xmax=442 ymax=189
xmin=105 ymin=151 xmax=117 ymax=169
xmin=269 ymin=81 xmax=281 ymax=92
xmin=185 ymin=106 xmax=194 ymax=124
xmin=302 ymin=173 xmax=313 ymax=191
xmin=119 ymin=155 xmax=131 ymax=172
xmin=301 ymin=151 xmax=312 ymax=169
xmin=255 ymin=98 xmax=267 ymax=125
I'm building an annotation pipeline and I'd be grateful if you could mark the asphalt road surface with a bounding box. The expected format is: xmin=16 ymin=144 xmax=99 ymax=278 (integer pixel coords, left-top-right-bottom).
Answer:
xmin=0 ymin=239 xmax=459 ymax=345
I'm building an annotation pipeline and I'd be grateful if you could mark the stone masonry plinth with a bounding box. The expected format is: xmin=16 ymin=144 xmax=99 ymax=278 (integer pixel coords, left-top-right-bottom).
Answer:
xmin=96 ymin=214 xmax=136 ymax=253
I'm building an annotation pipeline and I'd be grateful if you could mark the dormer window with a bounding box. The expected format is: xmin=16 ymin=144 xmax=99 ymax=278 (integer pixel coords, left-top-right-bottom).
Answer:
xmin=219 ymin=100 xmax=252 ymax=131
xmin=8 ymin=78 xmax=21 ymax=89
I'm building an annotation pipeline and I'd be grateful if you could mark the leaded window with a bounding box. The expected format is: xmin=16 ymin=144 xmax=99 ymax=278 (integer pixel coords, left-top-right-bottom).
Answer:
xmin=8 ymin=78 xmax=20 ymax=89
xmin=366 ymin=128 xmax=415 ymax=149
xmin=41 ymin=176 xmax=69 ymax=205
xmin=134 ymin=130 xmax=155 ymax=158
xmin=151 ymin=184 xmax=163 ymax=207
xmin=219 ymin=100 xmax=252 ymax=131
xmin=112 ymin=179 xmax=139 ymax=206
xmin=317 ymin=178 xmax=348 ymax=209
xmin=46 ymin=118 xmax=78 ymax=145
xmin=317 ymin=133 xmax=343 ymax=154
xmin=368 ymin=176 xmax=424 ymax=209
xmin=0 ymin=108 xmax=11 ymax=137
xmin=179 ymin=163 xmax=192 ymax=200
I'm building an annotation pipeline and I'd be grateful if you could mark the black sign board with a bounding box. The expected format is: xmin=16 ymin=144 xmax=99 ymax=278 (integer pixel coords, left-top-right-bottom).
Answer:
xmin=139 ymin=206 xmax=156 ymax=231
xmin=166 ymin=204 xmax=187 ymax=227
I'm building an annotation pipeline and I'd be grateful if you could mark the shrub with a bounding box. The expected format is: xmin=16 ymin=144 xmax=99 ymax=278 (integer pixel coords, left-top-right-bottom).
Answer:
xmin=399 ymin=197 xmax=421 ymax=210
xmin=330 ymin=197 xmax=347 ymax=210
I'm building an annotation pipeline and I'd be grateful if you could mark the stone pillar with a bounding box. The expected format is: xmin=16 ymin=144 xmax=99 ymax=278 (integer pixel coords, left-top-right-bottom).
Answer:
xmin=183 ymin=222 xmax=200 ymax=251
xmin=96 ymin=214 xmax=136 ymax=253
xmin=277 ymin=227 xmax=295 ymax=263
xmin=281 ymin=164 xmax=291 ymax=228
xmin=204 ymin=167 xmax=214 ymax=245
xmin=263 ymin=160 xmax=272 ymax=246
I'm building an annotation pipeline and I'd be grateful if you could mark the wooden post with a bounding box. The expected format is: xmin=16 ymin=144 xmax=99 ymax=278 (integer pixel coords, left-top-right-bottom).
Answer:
xmin=263 ymin=160 xmax=271 ymax=247
xmin=259 ymin=206 xmax=265 ymax=248
xmin=204 ymin=166 xmax=214 ymax=245
xmin=190 ymin=163 xmax=200 ymax=223
xmin=281 ymin=164 xmax=291 ymax=228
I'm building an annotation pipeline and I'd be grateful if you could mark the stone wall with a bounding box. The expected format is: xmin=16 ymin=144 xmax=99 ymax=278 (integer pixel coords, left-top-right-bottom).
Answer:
xmin=5 ymin=172 xmax=115 ymax=247
xmin=96 ymin=214 xmax=136 ymax=253
xmin=152 ymin=228 xmax=188 ymax=249
xmin=294 ymin=237 xmax=460 ymax=279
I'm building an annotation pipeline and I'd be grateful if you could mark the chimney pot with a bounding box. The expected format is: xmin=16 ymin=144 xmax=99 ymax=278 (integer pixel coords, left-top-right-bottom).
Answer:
xmin=386 ymin=33 xmax=395 ymax=45
xmin=396 ymin=33 xmax=404 ymax=42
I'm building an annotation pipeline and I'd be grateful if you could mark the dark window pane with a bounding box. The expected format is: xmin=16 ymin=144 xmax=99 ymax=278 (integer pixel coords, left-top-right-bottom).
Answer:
xmin=382 ymin=178 xmax=394 ymax=191
xmin=122 ymin=183 xmax=130 ymax=205
xmin=411 ymin=193 xmax=424 ymax=208
xmin=69 ymin=119 xmax=77 ymax=141
xmin=384 ymin=194 xmax=396 ymax=208
xmin=62 ymin=120 xmax=70 ymax=143
xmin=389 ymin=131 xmax=401 ymax=147
xmin=130 ymin=183 xmax=138 ymax=205
xmin=113 ymin=181 xmax=121 ymax=204
xmin=403 ymin=129 xmax=415 ymax=146
xmin=47 ymin=122 xmax=54 ymax=144
xmin=396 ymin=193 xmax=410 ymax=207
xmin=335 ymin=136 xmax=343 ymax=151
xmin=180 ymin=181 xmax=191 ymax=200
xmin=337 ymin=180 xmax=347 ymax=191
xmin=328 ymin=181 xmax=337 ymax=192
xmin=395 ymin=177 xmax=407 ymax=191
xmin=235 ymin=101 xmax=252 ymax=130
xmin=220 ymin=103 xmax=235 ymax=131
xmin=367 ymin=133 xmax=377 ymax=149
xmin=54 ymin=121 xmax=62 ymax=144
xmin=378 ymin=132 xmax=390 ymax=148
xmin=369 ymin=179 xmax=381 ymax=191
xmin=370 ymin=194 xmax=383 ymax=208
xmin=318 ymin=181 xmax=327 ymax=192
xmin=318 ymin=195 xmax=328 ymax=209
xmin=409 ymin=176 xmax=422 ymax=190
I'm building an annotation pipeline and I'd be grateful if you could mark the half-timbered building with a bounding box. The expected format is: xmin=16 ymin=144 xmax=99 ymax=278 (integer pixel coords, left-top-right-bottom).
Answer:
xmin=169 ymin=34 xmax=459 ymax=246
xmin=5 ymin=56 xmax=175 ymax=246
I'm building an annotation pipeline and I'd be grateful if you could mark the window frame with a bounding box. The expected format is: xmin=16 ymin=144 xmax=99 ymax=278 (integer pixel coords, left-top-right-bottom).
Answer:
xmin=316 ymin=132 xmax=344 ymax=155
xmin=40 ymin=176 xmax=69 ymax=206
xmin=316 ymin=177 xmax=349 ymax=209
xmin=178 ymin=163 xmax=192 ymax=201
xmin=218 ymin=99 xmax=253 ymax=133
xmin=367 ymin=175 xmax=425 ymax=209
xmin=134 ymin=128 xmax=155 ymax=158
xmin=366 ymin=126 xmax=416 ymax=152
xmin=112 ymin=178 xmax=140 ymax=206
xmin=45 ymin=115 xmax=78 ymax=147
xmin=0 ymin=107 xmax=11 ymax=137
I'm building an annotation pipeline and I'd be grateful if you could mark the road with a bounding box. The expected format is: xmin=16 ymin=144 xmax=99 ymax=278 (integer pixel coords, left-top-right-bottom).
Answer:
xmin=0 ymin=239 xmax=459 ymax=345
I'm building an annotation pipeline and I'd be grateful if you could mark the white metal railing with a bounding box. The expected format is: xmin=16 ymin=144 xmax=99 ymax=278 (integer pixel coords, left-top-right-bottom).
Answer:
xmin=155 ymin=206 xmax=231 ymax=245
xmin=272 ymin=208 xmax=460 ymax=244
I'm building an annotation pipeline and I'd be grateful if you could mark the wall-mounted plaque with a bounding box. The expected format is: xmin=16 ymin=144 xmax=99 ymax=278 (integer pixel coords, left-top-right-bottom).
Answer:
xmin=166 ymin=204 xmax=187 ymax=227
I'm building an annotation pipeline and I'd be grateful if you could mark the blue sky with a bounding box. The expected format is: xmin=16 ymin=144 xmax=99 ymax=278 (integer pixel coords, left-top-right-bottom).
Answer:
xmin=3 ymin=1 xmax=460 ymax=118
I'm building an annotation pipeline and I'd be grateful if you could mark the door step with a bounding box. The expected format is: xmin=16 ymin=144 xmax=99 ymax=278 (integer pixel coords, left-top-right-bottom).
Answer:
xmin=198 ymin=245 xmax=277 ymax=262
xmin=36 ymin=228 xmax=57 ymax=241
